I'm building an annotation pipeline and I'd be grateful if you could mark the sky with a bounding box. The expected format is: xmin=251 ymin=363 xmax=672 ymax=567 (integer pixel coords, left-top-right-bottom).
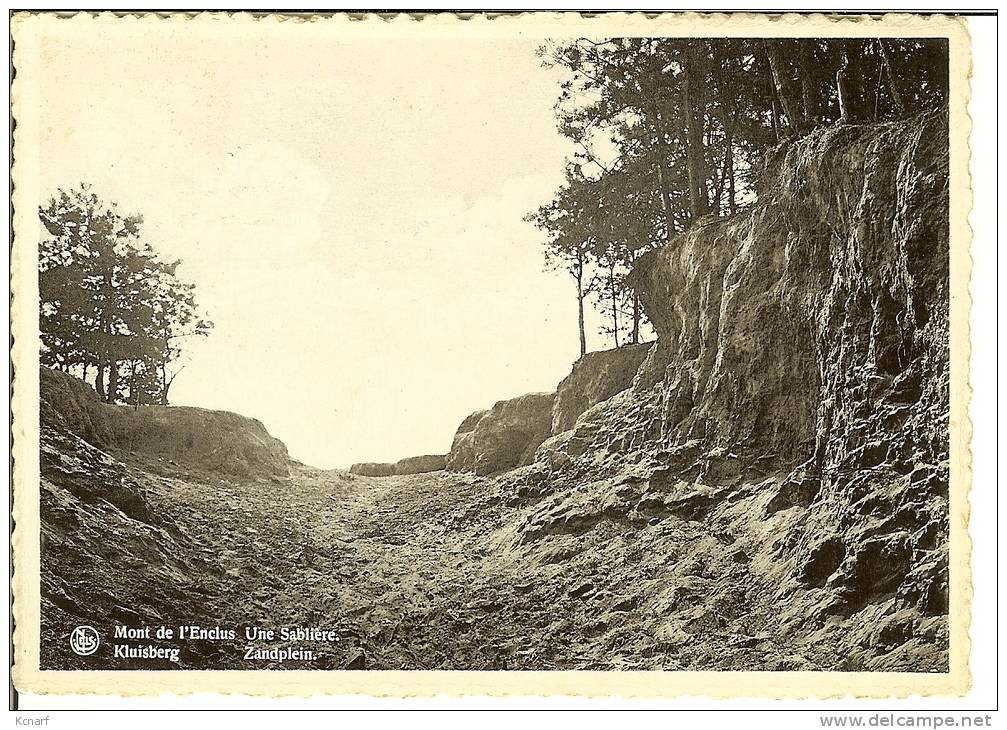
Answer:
xmin=33 ymin=19 xmax=617 ymax=468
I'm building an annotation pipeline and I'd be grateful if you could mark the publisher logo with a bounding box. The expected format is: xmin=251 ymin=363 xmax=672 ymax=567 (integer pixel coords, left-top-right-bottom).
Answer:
xmin=70 ymin=625 xmax=100 ymax=656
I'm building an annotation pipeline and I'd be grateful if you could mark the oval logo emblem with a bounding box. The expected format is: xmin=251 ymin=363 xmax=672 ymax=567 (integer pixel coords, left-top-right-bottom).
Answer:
xmin=69 ymin=625 xmax=100 ymax=656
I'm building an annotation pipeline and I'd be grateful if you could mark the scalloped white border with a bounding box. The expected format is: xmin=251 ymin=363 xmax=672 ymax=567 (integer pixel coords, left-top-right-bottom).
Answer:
xmin=9 ymin=10 xmax=973 ymax=699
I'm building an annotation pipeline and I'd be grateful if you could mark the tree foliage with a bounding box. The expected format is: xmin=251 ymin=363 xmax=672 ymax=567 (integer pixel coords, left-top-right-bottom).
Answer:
xmin=527 ymin=37 xmax=949 ymax=351
xmin=39 ymin=185 xmax=213 ymax=405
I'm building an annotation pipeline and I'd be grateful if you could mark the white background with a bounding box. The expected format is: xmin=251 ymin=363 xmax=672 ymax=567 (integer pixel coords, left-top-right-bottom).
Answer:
xmin=6 ymin=3 xmax=1001 ymax=722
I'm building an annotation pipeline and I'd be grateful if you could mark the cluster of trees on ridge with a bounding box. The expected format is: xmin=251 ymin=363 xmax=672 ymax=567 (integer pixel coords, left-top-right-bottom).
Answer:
xmin=526 ymin=37 xmax=949 ymax=356
xmin=39 ymin=185 xmax=212 ymax=406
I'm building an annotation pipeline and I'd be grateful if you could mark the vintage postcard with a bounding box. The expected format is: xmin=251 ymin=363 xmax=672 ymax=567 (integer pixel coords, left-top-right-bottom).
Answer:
xmin=11 ymin=11 xmax=972 ymax=698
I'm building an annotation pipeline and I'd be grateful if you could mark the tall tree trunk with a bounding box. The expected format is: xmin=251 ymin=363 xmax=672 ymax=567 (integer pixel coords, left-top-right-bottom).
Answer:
xmin=878 ymin=40 xmax=907 ymax=117
xmin=837 ymin=41 xmax=867 ymax=124
xmin=575 ymin=255 xmax=587 ymax=359
xmin=127 ymin=361 xmax=136 ymax=408
xmin=797 ymin=40 xmax=818 ymax=125
xmin=631 ymin=295 xmax=640 ymax=345
xmin=682 ymin=42 xmax=710 ymax=221
xmin=161 ymin=366 xmax=182 ymax=406
xmin=159 ymin=361 xmax=168 ymax=405
xmin=728 ymin=145 xmax=737 ymax=215
xmin=712 ymin=102 xmax=736 ymax=215
xmin=764 ymin=41 xmax=806 ymax=135
xmin=837 ymin=59 xmax=852 ymax=123
xmin=106 ymin=361 xmax=118 ymax=404
xmin=768 ymin=87 xmax=781 ymax=142
xmin=872 ymin=50 xmax=885 ymax=120
xmin=762 ymin=49 xmax=782 ymax=141
xmin=95 ymin=304 xmax=111 ymax=400
xmin=609 ymin=263 xmax=620 ymax=348
xmin=648 ymin=103 xmax=675 ymax=241
xmin=95 ymin=362 xmax=106 ymax=400
xmin=713 ymin=144 xmax=730 ymax=215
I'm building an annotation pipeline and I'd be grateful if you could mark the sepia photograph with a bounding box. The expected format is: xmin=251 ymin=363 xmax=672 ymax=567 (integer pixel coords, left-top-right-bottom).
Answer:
xmin=10 ymin=10 xmax=975 ymax=701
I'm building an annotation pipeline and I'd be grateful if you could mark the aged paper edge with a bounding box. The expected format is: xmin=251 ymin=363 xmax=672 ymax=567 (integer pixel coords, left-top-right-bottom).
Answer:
xmin=9 ymin=10 xmax=973 ymax=699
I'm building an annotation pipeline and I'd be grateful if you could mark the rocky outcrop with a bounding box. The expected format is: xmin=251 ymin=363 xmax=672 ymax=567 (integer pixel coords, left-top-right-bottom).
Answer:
xmin=628 ymin=116 xmax=949 ymax=474
xmin=40 ymin=367 xmax=290 ymax=478
xmin=502 ymin=115 xmax=952 ymax=670
xmin=628 ymin=116 xmax=950 ymax=606
xmin=444 ymin=343 xmax=651 ymax=477
xmin=394 ymin=454 xmax=447 ymax=474
xmin=350 ymin=462 xmax=397 ymax=477
xmin=447 ymin=393 xmax=555 ymax=476
xmin=444 ymin=409 xmax=487 ymax=472
xmin=350 ymin=455 xmax=447 ymax=477
xmin=551 ymin=342 xmax=654 ymax=433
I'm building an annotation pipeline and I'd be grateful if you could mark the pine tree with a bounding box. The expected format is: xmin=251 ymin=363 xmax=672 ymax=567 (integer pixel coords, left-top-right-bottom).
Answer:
xmin=39 ymin=185 xmax=213 ymax=404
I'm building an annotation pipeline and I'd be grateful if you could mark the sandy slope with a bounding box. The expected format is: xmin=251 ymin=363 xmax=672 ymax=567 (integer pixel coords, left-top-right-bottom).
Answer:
xmin=43 ymin=445 xmax=588 ymax=670
xmin=41 ymin=435 xmax=947 ymax=672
